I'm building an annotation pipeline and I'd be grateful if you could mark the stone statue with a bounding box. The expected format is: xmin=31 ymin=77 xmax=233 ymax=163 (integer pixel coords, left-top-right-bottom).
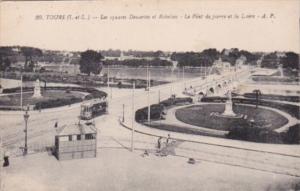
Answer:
xmin=222 ymin=90 xmax=236 ymax=116
xmin=32 ymin=79 xmax=42 ymax=98
xmin=278 ymin=64 xmax=284 ymax=77
xmin=227 ymin=90 xmax=232 ymax=101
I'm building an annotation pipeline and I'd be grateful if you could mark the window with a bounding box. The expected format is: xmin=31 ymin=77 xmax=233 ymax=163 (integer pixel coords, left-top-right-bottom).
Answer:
xmin=68 ymin=135 xmax=72 ymax=141
xmin=85 ymin=134 xmax=95 ymax=140
xmin=77 ymin=135 xmax=81 ymax=140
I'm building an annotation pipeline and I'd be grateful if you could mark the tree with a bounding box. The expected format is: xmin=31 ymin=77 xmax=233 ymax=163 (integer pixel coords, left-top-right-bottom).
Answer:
xmin=0 ymin=55 xmax=3 ymax=71
xmin=117 ymin=81 xmax=122 ymax=88
xmin=20 ymin=47 xmax=42 ymax=70
xmin=27 ymin=60 xmax=35 ymax=72
xmin=253 ymin=89 xmax=262 ymax=108
xmin=282 ymin=52 xmax=299 ymax=70
xmin=3 ymin=58 xmax=11 ymax=71
xmin=39 ymin=67 xmax=46 ymax=73
xmin=102 ymin=73 xmax=108 ymax=84
xmin=0 ymin=57 xmax=11 ymax=71
xmin=79 ymin=50 xmax=103 ymax=76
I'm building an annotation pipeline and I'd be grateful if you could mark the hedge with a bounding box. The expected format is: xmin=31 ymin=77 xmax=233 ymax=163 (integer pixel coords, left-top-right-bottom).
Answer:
xmin=145 ymin=123 xmax=224 ymax=138
xmin=251 ymin=76 xmax=299 ymax=83
xmin=34 ymin=97 xmax=83 ymax=109
xmin=244 ymin=93 xmax=300 ymax=103
xmin=135 ymin=97 xmax=193 ymax=122
xmin=281 ymin=124 xmax=300 ymax=144
xmin=2 ymin=87 xmax=33 ymax=94
xmin=160 ymin=97 xmax=193 ymax=107
xmin=135 ymin=104 xmax=164 ymax=122
xmin=226 ymin=126 xmax=283 ymax=144
xmin=227 ymin=123 xmax=300 ymax=144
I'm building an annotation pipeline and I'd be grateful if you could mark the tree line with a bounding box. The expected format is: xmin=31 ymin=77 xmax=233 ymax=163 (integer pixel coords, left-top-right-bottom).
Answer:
xmin=0 ymin=46 xmax=299 ymax=76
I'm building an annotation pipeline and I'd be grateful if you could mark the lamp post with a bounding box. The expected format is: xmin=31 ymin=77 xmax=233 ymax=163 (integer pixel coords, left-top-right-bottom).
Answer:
xmin=182 ymin=66 xmax=185 ymax=81
xmin=122 ymin=104 xmax=125 ymax=122
xmin=147 ymin=64 xmax=151 ymax=124
xmin=249 ymin=118 xmax=255 ymax=129
xmin=182 ymin=66 xmax=186 ymax=89
xmin=107 ymin=65 xmax=112 ymax=99
xmin=20 ymin=71 xmax=23 ymax=110
xmin=158 ymin=89 xmax=160 ymax=104
xmin=131 ymin=82 xmax=135 ymax=152
xmin=23 ymin=106 xmax=30 ymax=155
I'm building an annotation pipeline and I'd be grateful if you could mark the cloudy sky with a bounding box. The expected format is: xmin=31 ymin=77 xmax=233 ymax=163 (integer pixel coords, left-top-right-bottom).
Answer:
xmin=0 ymin=0 xmax=299 ymax=52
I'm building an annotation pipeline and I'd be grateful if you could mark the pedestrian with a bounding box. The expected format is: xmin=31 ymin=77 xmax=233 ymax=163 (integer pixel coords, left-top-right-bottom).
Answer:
xmin=3 ymin=150 xmax=9 ymax=167
xmin=157 ymin=137 xmax=162 ymax=149
xmin=166 ymin=134 xmax=171 ymax=144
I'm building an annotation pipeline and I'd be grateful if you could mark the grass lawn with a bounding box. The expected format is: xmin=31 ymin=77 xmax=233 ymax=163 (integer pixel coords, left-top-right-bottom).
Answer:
xmin=175 ymin=104 xmax=288 ymax=131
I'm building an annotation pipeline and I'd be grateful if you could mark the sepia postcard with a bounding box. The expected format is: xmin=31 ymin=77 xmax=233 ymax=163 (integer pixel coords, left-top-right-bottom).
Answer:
xmin=0 ymin=0 xmax=299 ymax=191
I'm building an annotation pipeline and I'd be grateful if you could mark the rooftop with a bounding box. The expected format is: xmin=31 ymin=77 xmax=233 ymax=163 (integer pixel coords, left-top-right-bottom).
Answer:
xmin=57 ymin=122 xmax=97 ymax=136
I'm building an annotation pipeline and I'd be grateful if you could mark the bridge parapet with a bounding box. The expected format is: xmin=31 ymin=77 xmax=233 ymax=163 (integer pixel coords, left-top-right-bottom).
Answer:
xmin=183 ymin=68 xmax=251 ymax=97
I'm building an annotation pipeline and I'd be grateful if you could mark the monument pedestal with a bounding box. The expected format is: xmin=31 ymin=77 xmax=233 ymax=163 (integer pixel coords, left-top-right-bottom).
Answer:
xmin=212 ymin=90 xmax=244 ymax=119
xmin=222 ymin=100 xmax=236 ymax=116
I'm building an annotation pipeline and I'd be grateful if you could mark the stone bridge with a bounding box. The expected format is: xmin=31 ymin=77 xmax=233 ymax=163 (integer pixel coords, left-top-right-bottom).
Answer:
xmin=183 ymin=67 xmax=251 ymax=98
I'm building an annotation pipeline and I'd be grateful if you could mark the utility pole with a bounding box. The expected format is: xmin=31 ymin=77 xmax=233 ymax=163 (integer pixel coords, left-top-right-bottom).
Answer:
xmin=147 ymin=70 xmax=151 ymax=124
xmin=23 ymin=106 xmax=30 ymax=155
xmin=158 ymin=89 xmax=160 ymax=104
xmin=107 ymin=65 xmax=112 ymax=99
xmin=20 ymin=72 xmax=23 ymax=110
xmin=131 ymin=82 xmax=135 ymax=152
xmin=182 ymin=66 xmax=186 ymax=89
xmin=110 ymin=87 xmax=112 ymax=100
xmin=0 ymin=136 xmax=2 ymax=189
xmin=182 ymin=66 xmax=185 ymax=81
xmin=122 ymin=104 xmax=125 ymax=122
xmin=0 ymin=138 xmax=2 ymax=190
xmin=146 ymin=64 xmax=149 ymax=88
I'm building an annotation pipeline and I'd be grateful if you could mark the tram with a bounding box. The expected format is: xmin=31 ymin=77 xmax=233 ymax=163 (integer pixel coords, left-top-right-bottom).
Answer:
xmin=80 ymin=98 xmax=108 ymax=120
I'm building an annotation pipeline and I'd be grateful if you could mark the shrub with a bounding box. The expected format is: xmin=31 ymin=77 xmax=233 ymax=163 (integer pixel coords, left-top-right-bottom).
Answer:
xmin=160 ymin=97 xmax=193 ymax=107
xmin=227 ymin=126 xmax=283 ymax=143
xmin=281 ymin=124 xmax=300 ymax=144
xmin=135 ymin=97 xmax=193 ymax=122
xmin=244 ymin=93 xmax=300 ymax=103
xmin=2 ymin=87 xmax=33 ymax=93
xmin=34 ymin=97 xmax=82 ymax=109
xmin=135 ymin=104 xmax=164 ymax=122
